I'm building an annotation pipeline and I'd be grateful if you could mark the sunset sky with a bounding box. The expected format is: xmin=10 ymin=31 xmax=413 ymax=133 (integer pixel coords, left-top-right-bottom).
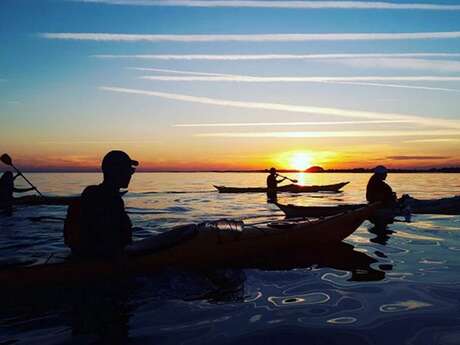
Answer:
xmin=1 ymin=0 xmax=460 ymax=171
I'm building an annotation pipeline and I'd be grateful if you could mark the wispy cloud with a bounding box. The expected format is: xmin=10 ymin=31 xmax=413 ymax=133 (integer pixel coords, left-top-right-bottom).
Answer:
xmin=403 ymin=138 xmax=460 ymax=143
xmin=41 ymin=32 xmax=460 ymax=42
xmin=337 ymin=58 xmax=460 ymax=72
xmin=137 ymin=67 xmax=460 ymax=92
xmin=100 ymin=86 xmax=460 ymax=129
xmin=141 ymin=75 xmax=460 ymax=82
xmin=78 ymin=0 xmax=460 ymax=11
xmin=328 ymin=81 xmax=460 ymax=93
xmin=39 ymin=140 xmax=158 ymax=145
xmin=132 ymin=67 xmax=230 ymax=76
xmin=386 ymin=155 xmax=450 ymax=160
xmin=195 ymin=130 xmax=460 ymax=138
xmin=174 ymin=120 xmax=411 ymax=127
xmin=94 ymin=53 xmax=460 ymax=60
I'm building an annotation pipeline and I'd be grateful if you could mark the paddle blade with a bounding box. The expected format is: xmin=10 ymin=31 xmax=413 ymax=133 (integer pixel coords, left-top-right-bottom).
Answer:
xmin=0 ymin=153 xmax=12 ymax=166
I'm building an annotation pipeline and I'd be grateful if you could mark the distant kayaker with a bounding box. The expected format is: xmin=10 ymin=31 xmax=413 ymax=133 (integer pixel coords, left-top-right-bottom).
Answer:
xmin=266 ymin=168 xmax=287 ymax=202
xmin=0 ymin=171 xmax=35 ymax=215
xmin=66 ymin=151 xmax=138 ymax=258
xmin=366 ymin=166 xmax=397 ymax=208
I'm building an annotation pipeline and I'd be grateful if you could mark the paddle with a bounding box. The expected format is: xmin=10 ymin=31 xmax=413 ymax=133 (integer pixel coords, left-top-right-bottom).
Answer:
xmin=1 ymin=153 xmax=43 ymax=197
xmin=277 ymin=174 xmax=298 ymax=184
xmin=264 ymin=170 xmax=298 ymax=183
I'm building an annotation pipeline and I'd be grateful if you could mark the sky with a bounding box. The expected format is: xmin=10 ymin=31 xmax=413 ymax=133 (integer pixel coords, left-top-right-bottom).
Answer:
xmin=1 ymin=0 xmax=460 ymax=171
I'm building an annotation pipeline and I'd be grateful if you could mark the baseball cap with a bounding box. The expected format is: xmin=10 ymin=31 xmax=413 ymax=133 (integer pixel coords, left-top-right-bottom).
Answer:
xmin=374 ymin=165 xmax=388 ymax=174
xmin=102 ymin=150 xmax=139 ymax=172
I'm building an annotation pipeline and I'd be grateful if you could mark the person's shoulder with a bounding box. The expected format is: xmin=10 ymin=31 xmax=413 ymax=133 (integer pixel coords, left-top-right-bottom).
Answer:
xmin=81 ymin=185 xmax=102 ymax=199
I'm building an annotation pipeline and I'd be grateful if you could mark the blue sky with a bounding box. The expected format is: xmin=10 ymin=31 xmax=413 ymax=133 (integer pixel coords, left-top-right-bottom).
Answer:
xmin=1 ymin=0 xmax=460 ymax=170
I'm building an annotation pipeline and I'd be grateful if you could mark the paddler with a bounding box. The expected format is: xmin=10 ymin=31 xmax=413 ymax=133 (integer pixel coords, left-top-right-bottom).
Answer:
xmin=366 ymin=165 xmax=397 ymax=208
xmin=0 ymin=171 xmax=35 ymax=215
xmin=266 ymin=167 xmax=287 ymax=203
xmin=67 ymin=150 xmax=138 ymax=258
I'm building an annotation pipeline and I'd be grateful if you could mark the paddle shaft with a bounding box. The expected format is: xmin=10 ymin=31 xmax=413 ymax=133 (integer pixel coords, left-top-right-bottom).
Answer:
xmin=276 ymin=173 xmax=297 ymax=183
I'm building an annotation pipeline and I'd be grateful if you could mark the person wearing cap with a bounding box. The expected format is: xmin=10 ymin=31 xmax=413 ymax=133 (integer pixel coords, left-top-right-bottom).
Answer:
xmin=266 ymin=167 xmax=287 ymax=202
xmin=366 ymin=165 xmax=397 ymax=207
xmin=70 ymin=150 xmax=138 ymax=258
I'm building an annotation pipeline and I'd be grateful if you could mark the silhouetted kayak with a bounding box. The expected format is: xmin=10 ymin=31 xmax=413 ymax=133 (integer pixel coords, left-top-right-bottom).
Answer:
xmin=276 ymin=203 xmax=365 ymax=218
xmin=10 ymin=195 xmax=79 ymax=206
xmin=213 ymin=182 xmax=349 ymax=193
xmin=276 ymin=195 xmax=460 ymax=218
xmin=0 ymin=203 xmax=376 ymax=289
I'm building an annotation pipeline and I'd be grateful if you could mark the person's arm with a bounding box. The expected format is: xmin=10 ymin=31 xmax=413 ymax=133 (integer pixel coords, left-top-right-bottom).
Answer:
xmin=276 ymin=177 xmax=287 ymax=184
xmin=13 ymin=187 xmax=35 ymax=193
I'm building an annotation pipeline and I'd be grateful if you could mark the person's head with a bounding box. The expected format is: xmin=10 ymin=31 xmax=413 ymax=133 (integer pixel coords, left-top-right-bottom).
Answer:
xmin=269 ymin=167 xmax=277 ymax=175
xmin=101 ymin=150 xmax=138 ymax=189
xmin=374 ymin=165 xmax=388 ymax=180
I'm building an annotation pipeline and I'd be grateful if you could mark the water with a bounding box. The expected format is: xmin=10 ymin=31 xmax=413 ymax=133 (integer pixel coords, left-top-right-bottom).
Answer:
xmin=1 ymin=173 xmax=460 ymax=344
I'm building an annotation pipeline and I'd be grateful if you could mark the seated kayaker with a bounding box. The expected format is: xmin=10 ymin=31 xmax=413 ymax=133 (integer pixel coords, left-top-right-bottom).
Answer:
xmin=67 ymin=150 xmax=138 ymax=258
xmin=266 ymin=167 xmax=287 ymax=202
xmin=0 ymin=171 xmax=34 ymax=214
xmin=366 ymin=165 xmax=397 ymax=208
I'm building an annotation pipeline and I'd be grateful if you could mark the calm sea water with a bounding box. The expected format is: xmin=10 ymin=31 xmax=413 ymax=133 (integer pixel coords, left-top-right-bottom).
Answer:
xmin=1 ymin=172 xmax=460 ymax=344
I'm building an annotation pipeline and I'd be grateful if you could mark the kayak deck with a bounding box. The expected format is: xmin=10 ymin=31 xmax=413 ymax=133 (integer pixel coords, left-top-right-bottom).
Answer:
xmin=214 ymin=182 xmax=349 ymax=193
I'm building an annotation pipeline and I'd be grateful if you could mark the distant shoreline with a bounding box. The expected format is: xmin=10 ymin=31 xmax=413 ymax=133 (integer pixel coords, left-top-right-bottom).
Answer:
xmin=4 ymin=167 xmax=460 ymax=173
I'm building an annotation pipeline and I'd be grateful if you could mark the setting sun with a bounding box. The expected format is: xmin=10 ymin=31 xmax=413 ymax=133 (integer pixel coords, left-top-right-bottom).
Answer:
xmin=290 ymin=152 xmax=313 ymax=171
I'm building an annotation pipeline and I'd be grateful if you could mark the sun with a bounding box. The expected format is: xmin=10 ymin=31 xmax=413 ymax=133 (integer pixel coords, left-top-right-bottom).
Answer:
xmin=290 ymin=152 xmax=312 ymax=171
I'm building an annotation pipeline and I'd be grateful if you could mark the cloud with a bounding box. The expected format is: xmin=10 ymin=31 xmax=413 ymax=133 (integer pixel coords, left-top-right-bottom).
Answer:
xmin=386 ymin=155 xmax=450 ymax=160
xmin=336 ymin=58 xmax=460 ymax=72
xmin=132 ymin=67 xmax=230 ymax=76
xmin=174 ymin=120 xmax=411 ymax=127
xmin=141 ymin=75 xmax=460 ymax=82
xmin=137 ymin=67 xmax=460 ymax=92
xmin=403 ymin=138 xmax=460 ymax=143
xmin=100 ymin=86 xmax=460 ymax=129
xmin=328 ymin=81 xmax=460 ymax=93
xmin=94 ymin=53 xmax=460 ymax=60
xmin=78 ymin=0 xmax=460 ymax=10
xmin=41 ymin=31 xmax=460 ymax=42
xmin=39 ymin=140 xmax=158 ymax=145
xmin=195 ymin=130 xmax=460 ymax=138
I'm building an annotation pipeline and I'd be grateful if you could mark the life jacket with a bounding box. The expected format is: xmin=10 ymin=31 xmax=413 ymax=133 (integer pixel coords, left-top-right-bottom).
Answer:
xmin=63 ymin=200 xmax=81 ymax=250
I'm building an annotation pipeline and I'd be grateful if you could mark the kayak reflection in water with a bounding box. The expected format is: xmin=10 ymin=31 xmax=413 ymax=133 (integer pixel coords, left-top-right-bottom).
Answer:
xmin=266 ymin=167 xmax=287 ymax=203
xmin=0 ymin=171 xmax=34 ymax=216
xmin=64 ymin=150 xmax=138 ymax=258
xmin=366 ymin=165 xmax=397 ymax=208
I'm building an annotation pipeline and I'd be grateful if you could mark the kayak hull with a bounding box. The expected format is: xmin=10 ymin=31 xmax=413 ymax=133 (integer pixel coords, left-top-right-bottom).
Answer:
xmin=276 ymin=203 xmax=366 ymax=218
xmin=277 ymin=195 xmax=460 ymax=218
xmin=214 ymin=182 xmax=349 ymax=193
xmin=10 ymin=195 xmax=79 ymax=206
xmin=0 ymin=203 xmax=376 ymax=289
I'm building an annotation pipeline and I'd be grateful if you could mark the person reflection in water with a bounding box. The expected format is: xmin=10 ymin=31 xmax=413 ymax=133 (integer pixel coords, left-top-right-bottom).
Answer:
xmin=65 ymin=151 xmax=138 ymax=258
xmin=0 ymin=171 xmax=34 ymax=215
xmin=266 ymin=167 xmax=287 ymax=203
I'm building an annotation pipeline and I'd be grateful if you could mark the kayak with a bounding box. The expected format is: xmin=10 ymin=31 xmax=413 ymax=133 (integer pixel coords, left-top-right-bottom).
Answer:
xmin=276 ymin=203 xmax=365 ymax=218
xmin=9 ymin=195 xmax=79 ymax=206
xmin=213 ymin=182 xmax=349 ymax=193
xmin=277 ymin=195 xmax=460 ymax=218
xmin=0 ymin=203 xmax=377 ymax=289
xmin=402 ymin=195 xmax=460 ymax=215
